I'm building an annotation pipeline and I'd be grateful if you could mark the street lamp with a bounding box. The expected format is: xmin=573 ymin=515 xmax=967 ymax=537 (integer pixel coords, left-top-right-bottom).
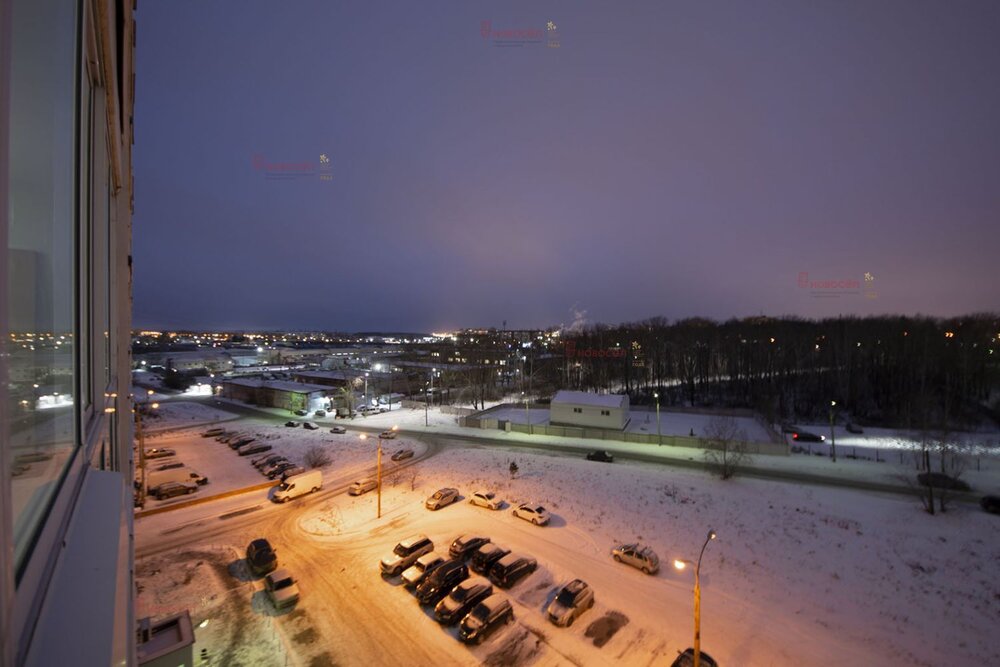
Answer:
xmin=522 ymin=391 xmax=531 ymax=436
xmin=829 ymin=400 xmax=837 ymax=463
xmin=424 ymin=381 xmax=430 ymax=427
xmin=364 ymin=371 xmax=370 ymax=408
xmin=673 ymin=529 xmax=717 ymax=667
xmin=360 ymin=427 xmax=394 ymax=519
xmin=654 ymin=391 xmax=661 ymax=446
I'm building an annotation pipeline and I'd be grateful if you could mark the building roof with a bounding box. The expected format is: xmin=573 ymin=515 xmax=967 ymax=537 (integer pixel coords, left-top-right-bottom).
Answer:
xmin=551 ymin=390 xmax=628 ymax=409
xmin=223 ymin=378 xmax=330 ymax=393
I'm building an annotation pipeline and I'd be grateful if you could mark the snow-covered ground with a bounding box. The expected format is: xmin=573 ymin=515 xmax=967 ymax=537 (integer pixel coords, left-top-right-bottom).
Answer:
xmin=137 ymin=440 xmax=1000 ymax=666
xmin=786 ymin=422 xmax=1000 ymax=456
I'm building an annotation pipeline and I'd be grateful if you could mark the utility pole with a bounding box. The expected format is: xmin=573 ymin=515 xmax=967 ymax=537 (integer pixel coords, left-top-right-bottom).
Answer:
xmin=829 ymin=400 xmax=837 ymax=463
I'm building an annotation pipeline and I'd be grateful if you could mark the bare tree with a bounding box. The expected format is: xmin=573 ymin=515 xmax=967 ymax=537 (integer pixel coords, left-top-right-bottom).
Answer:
xmin=409 ymin=469 xmax=420 ymax=491
xmin=304 ymin=445 xmax=332 ymax=469
xmin=703 ymin=416 xmax=751 ymax=480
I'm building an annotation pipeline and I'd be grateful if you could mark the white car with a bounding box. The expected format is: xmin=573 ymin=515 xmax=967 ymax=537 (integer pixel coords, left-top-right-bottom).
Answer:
xmin=401 ymin=552 xmax=446 ymax=588
xmin=264 ymin=569 xmax=300 ymax=609
xmin=349 ymin=478 xmax=378 ymax=496
xmin=425 ymin=487 xmax=459 ymax=510
xmin=512 ymin=503 xmax=550 ymax=526
xmin=469 ymin=491 xmax=502 ymax=510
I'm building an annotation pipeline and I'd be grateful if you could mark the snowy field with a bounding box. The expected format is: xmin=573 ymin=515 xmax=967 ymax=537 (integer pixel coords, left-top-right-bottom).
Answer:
xmin=137 ymin=442 xmax=1000 ymax=666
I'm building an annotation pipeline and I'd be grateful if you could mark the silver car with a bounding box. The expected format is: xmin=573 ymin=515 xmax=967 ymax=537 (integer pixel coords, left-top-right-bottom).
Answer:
xmin=546 ymin=579 xmax=594 ymax=627
xmin=469 ymin=491 xmax=502 ymax=510
xmin=349 ymin=478 xmax=378 ymax=495
xmin=401 ymin=552 xmax=446 ymax=588
xmin=611 ymin=543 xmax=659 ymax=574
xmin=264 ymin=569 xmax=300 ymax=609
xmin=425 ymin=487 xmax=459 ymax=510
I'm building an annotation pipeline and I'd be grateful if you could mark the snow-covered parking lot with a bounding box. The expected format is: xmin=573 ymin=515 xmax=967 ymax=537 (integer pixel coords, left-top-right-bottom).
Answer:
xmin=138 ymin=440 xmax=1000 ymax=666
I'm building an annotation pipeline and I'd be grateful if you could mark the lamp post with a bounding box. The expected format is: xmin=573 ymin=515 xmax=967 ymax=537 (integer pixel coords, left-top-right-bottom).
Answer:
xmin=654 ymin=391 xmax=662 ymax=446
xmin=673 ymin=529 xmax=717 ymax=667
xmin=829 ymin=400 xmax=837 ymax=463
xmin=522 ymin=391 xmax=531 ymax=436
xmin=364 ymin=372 xmax=369 ymax=409
xmin=361 ymin=427 xmax=394 ymax=519
xmin=424 ymin=381 xmax=429 ymax=427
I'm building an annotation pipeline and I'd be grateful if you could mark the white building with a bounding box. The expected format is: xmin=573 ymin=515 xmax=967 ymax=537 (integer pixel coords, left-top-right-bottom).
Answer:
xmin=549 ymin=390 xmax=630 ymax=430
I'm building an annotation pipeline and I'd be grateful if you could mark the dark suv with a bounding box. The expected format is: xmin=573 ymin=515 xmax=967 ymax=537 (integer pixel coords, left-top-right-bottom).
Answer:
xmin=488 ymin=553 xmax=537 ymax=589
xmin=433 ymin=577 xmax=493 ymax=626
xmin=246 ymin=538 xmax=277 ymax=576
xmin=449 ymin=534 xmax=491 ymax=560
xmin=471 ymin=543 xmax=510 ymax=575
xmin=416 ymin=559 xmax=468 ymax=605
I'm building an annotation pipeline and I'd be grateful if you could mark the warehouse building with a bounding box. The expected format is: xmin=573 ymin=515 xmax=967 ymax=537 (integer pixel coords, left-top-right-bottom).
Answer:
xmin=549 ymin=390 xmax=630 ymax=430
xmin=222 ymin=379 xmax=332 ymax=412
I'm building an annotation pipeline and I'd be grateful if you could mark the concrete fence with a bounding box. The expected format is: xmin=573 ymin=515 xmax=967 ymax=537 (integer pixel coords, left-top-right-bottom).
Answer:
xmin=460 ymin=403 xmax=788 ymax=456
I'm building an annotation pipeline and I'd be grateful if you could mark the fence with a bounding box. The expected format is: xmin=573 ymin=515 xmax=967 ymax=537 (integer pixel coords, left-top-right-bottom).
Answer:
xmin=459 ymin=403 xmax=788 ymax=456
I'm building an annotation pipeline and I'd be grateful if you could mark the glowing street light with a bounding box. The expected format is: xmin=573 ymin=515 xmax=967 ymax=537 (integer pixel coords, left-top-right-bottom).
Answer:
xmin=829 ymin=400 xmax=837 ymax=463
xmin=654 ymin=391 xmax=661 ymax=446
xmin=674 ymin=529 xmax=717 ymax=667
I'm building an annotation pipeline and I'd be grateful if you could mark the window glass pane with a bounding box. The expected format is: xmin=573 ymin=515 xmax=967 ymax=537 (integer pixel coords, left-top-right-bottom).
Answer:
xmin=6 ymin=0 xmax=79 ymax=573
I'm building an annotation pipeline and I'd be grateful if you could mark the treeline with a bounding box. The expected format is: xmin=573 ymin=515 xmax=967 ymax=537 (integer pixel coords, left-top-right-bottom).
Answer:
xmin=561 ymin=314 xmax=1000 ymax=430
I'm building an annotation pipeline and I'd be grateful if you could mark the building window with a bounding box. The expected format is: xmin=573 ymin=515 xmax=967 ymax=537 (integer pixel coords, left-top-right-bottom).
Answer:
xmin=7 ymin=0 xmax=81 ymax=575
xmin=573 ymin=407 xmax=582 ymax=413
xmin=601 ymin=410 xmax=610 ymax=416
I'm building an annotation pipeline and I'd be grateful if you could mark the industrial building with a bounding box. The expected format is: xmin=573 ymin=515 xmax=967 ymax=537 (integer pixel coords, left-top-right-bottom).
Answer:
xmin=222 ymin=378 xmax=332 ymax=412
xmin=549 ymin=390 xmax=631 ymax=430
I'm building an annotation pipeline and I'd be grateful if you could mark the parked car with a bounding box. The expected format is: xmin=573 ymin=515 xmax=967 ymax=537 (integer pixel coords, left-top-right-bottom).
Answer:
xmin=917 ymin=472 xmax=971 ymax=491
xmin=488 ymin=554 xmax=537 ymax=589
xmin=981 ymin=496 xmax=1000 ymax=514
xmin=349 ymin=478 xmax=378 ymax=496
xmin=144 ymin=448 xmax=176 ymax=459
xmin=246 ymin=538 xmax=278 ymax=576
xmin=253 ymin=453 xmax=285 ymax=469
xmin=153 ymin=461 xmax=185 ymax=471
xmin=279 ymin=466 xmax=306 ymax=481
xmin=792 ymin=431 xmax=824 ymax=442
xmin=670 ymin=648 xmax=719 ymax=667
xmin=469 ymin=491 xmax=502 ymax=510
xmin=150 ymin=481 xmax=198 ymax=500
xmin=416 ymin=559 xmax=468 ymax=605
xmin=426 ymin=487 xmax=460 ymax=510
xmin=330 ymin=426 xmax=347 ymax=434
xmin=147 ymin=466 xmax=208 ymax=490
xmin=471 ymin=543 xmax=510 ymax=575
xmin=379 ymin=430 xmax=398 ymax=439
xmin=202 ymin=427 xmax=224 ymax=438
xmin=264 ymin=569 xmax=300 ymax=609
xmin=434 ymin=576 xmax=494 ymax=626
xmin=302 ymin=422 xmax=319 ymax=430
xmin=390 ymin=448 xmax=414 ymax=462
xmin=260 ymin=459 xmax=291 ymax=476
xmin=512 ymin=503 xmax=550 ymax=525
xmin=219 ymin=432 xmax=243 ymax=443
xmin=229 ymin=436 xmax=256 ymax=450
xmin=611 ymin=543 xmax=660 ymax=574
xmin=845 ymin=422 xmax=864 ymax=434
xmin=449 ymin=535 xmax=491 ymax=560
xmin=239 ymin=443 xmax=272 ymax=457
xmin=294 ymin=409 xmax=308 ymax=416
xmin=284 ymin=421 xmax=299 ymax=428
xmin=265 ymin=462 xmax=298 ymax=479
xmin=459 ymin=593 xmax=514 ymax=644
xmin=546 ymin=579 xmax=594 ymax=627
xmin=272 ymin=470 xmax=322 ymax=503
xmin=586 ymin=450 xmax=614 ymax=463
xmin=380 ymin=534 xmax=434 ymax=577
xmin=402 ymin=553 xmax=446 ymax=589
xmin=314 ymin=409 xmax=327 ymax=417
xmin=358 ymin=406 xmax=378 ymax=415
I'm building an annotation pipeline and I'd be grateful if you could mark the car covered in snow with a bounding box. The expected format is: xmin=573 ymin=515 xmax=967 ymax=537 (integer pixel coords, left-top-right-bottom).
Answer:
xmin=144 ymin=447 xmax=176 ymax=459
xmin=264 ymin=569 xmax=300 ymax=609
xmin=402 ymin=553 xmax=446 ymax=589
xmin=284 ymin=421 xmax=299 ymax=428
xmin=449 ymin=535 xmax=491 ymax=560
xmin=302 ymin=422 xmax=319 ymax=430
xmin=611 ymin=543 xmax=659 ymax=574
xmin=330 ymin=426 xmax=347 ymax=434
xmin=459 ymin=593 xmax=514 ymax=644
xmin=294 ymin=409 xmax=308 ymax=416
xmin=253 ymin=454 xmax=285 ymax=470
xmin=380 ymin=535 xmax=434 ymax=577
xmin=390 ymin=448 xmax=414 ymax=462
xmin=314 ymin=409 xmax=326 ymax=417
xmin=469 ymin=491 xmax=502 ymax=510
xmin=488 ymin=553 xmax=537 ymax=589
xmin=546 ymin=579 xmax=594 ymax=627
xmin=670 ymin=648 xmax=719 ymax=667
xmin=202 ymin=428 xmax=225 ymax=438
xmin=349 ymin=478 xmax=378 ymax=496
xmin=434 ymin=576 xmax=494 ymax=626
xmin=238 ymin=442 xmax=272 ymax=457
xmin=512 ymin=503 xmax=550 ymax=526
xmin=152 ymin=461 xmax=185 ymax=471
xmin=425 ymin=487 xmax=459 ymax=510
xmin=379 ymin=430 xmax=398 ymax=439
xmin=471 ymin=543 xmax=511 ymax=575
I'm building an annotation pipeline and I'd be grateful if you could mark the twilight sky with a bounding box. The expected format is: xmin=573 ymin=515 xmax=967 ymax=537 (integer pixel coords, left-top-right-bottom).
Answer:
xmin=133 ymin=0 xmax=1000 ymax=332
